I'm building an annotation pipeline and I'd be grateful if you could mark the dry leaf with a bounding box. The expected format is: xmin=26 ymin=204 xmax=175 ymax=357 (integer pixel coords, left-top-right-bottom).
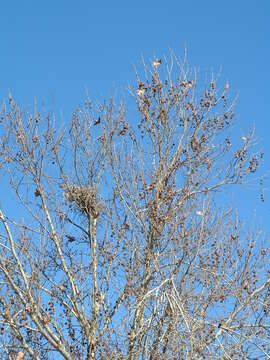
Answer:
xmin=153 ymin=59 xmax=162 ymax=67
xmin=136 ymin=88 xmax=145 ymax=96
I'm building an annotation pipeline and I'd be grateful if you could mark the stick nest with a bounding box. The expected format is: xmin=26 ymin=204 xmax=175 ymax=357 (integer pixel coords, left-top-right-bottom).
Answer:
xmin=64 ymin=184 xmax=101 ymax=218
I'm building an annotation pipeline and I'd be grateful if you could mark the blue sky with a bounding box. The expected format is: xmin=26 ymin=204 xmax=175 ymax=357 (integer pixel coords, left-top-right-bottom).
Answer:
xmin=0 ymin=1 xmax=269 ymax=223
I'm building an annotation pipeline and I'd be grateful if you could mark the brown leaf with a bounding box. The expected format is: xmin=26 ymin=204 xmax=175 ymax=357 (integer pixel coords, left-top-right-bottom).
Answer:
xmin=153 ymin=59 xmax=162 ymax=67
xmin=66 ymin=235 xmax=76 ymax=242
xmin=119 ymin=124 xmax=128 ymax=136
xmin=123 ymin=223 xmax=130 ymax=230
xmin=94 ymin=117 xmax=101 ymax=126
xmin=191 ymin=134 xmax=199 ymax=152
xmin=34 ymin=188 xmax=41 ymax=197
xmin=136 ymin=88 xmax=145 ymax=96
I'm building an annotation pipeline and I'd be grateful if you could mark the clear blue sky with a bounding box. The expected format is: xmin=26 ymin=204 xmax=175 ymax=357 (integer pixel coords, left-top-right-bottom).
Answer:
xmin=0 ymin=1 xmax=269 ymax=222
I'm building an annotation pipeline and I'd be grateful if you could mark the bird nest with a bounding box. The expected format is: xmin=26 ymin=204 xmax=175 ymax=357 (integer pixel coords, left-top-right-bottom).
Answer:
xmin=64 ymin=184 xmax=101 ymax=218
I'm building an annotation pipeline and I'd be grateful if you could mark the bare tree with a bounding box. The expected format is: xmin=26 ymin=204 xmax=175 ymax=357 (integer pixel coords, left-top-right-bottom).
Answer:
xmin=0 ymin=53 xmax=269 ymax=359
